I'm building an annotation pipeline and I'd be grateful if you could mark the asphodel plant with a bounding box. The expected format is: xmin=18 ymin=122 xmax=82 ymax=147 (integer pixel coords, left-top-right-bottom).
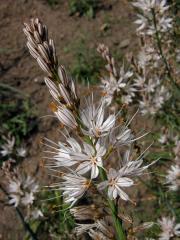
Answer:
xmin=23 ymin=18 xmax=156 ymax=240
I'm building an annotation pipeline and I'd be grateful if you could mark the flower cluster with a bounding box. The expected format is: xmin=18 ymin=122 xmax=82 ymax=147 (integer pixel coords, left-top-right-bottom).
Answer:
xmin=158 ymin=216 xmax=180 ymax=240
xmin=131 ymin=0 xmax=176 ymax=115
xmin=96 ymin=1 xmax=177 ymax=116
xmin=7 ymin=169 xmax=39 ymax=207
xmin=132 ymin=0 xmax=173 ymax=36
xmin=132 ymin=44 xmax=170 ymax=115
xmin=1 ymin=136 xmax=42 ymax=222
xmin=1 ymin=159 xmax=43 ymax=221
xmin=165 ymin=140 xmax=180 ymax=191
xmin=97 ymin=43 xmax=135 ymax=105
xmin=23 ymin=18 xmax=156 ymax=239
xmin=23 ymin=18 xmax=80 ymax=131
xmin=0 ymin=134 xmax=26 ymax=158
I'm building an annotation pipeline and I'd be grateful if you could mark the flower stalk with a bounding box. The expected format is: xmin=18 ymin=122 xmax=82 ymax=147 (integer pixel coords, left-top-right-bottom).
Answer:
xmin=23 ymin=17 xmax=157 ymax=239
xmin=99 ymin=167 xmax=126 ymax=240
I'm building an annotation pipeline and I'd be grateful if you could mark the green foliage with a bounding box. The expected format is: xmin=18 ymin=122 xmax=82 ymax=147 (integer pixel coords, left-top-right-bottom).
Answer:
xmin=68 ymin=0 xmax=101 ymax=18
xmin=0 ymin=100 xmax=36 ymax=145
xmin=36 ymin=190 xmax=75 ymax=239
xmin=46 ymin=0 xmax=60 ymax=7
xmin=0 ymin=85 xmax=36 ymax=145
xmin=70 ymin=39 xmax=103 ymax=85
xmin=157 ymin=89 xmax=180 ymax=132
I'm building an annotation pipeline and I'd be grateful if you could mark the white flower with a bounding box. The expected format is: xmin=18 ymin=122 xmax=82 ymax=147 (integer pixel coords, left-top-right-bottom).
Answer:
xmin=166 ymin=164 xmax=180 ymax=191
xmin=132 ymin=0 xmax=156 ymax=12
xmin=158 ymin=16 xmax=173 ymax=32
xmin=21 ymin=192 xmax=35 ymax=206
xmin=98 ymin=150 xmax=155 ymax=201
xmin=173 ymin=140 xmax=180 ymax=162
xmin=118 ymin=149 xmax=155 ymax=177
xmin=112 ymin=128 xmax=133 ymax=146
xmin=101 ymin=66 xmax=134 ymax=105
xmin=7 ymin=172 xmax=39 ymax=207
xmin=134 ymin=14 xmax=149 ymax=34
xmin=30 ymin=208 xmax=43 ymax=220
xmin=133 ymin=0 xmax=170 ymax=14
xmin=46 ymin=137 xmax=106 ymax=179
xmin=59 ymin=173 xmax=91 ymax=206
xmin=139 ymin=85 xmax=170 ymax=115
xmin=158 ymin=134 xmax=168 ymax=144
xmin=16 ymin=147 xmax=27 ymax=157
xmin=98 ymin=168 xmax=134 ymax=201
xmin=0 ymin=135 xmax=15 ymax=156
xmin=75 ymin=140 xmax=106 ymax=179
xmin=80 ymin=98 xmax=115 ymax=137
xmin=109 ymin=113 xmax=144 ymax=147
xmin=9 ymin=194 xmax=21 ymax=207
xmin=158 ymin=217 xmax=180 ymax=240
xmin=133 ymin=0 xmax=172 ymax=35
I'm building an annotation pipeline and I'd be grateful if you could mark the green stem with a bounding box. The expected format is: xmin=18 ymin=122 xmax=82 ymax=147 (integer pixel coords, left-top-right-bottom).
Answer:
xmin=99 ymin=168 xmax=126 ymax=240
xmin=15 ymin=207 xmax=38 ymax=240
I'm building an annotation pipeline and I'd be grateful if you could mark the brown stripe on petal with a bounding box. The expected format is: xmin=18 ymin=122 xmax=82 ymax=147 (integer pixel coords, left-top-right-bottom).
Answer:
xmin=23 ymin=28 xmax=31 ymax=38
xmin=34 ymin=30 xmax=42 ymax=43
xmin=38 ymin=44 xmax=50 ymax=63
xmin=37 ymin=57 xmax=51 ymax=74
xmin=27 ymin=42 xmax=39 ymax=59
xmin=58 ymin=65 xmax=69 ymax=86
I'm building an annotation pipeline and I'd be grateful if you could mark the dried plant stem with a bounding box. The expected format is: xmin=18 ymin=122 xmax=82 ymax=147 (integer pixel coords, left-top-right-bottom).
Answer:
xmin=99 ymin=168 xmax=126 ymax=240
xmin=151 ymin=9 xmax=180 ymax=90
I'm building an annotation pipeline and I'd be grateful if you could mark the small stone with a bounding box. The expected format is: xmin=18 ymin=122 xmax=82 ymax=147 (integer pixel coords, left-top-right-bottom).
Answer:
xmin=100 ymin=23 xmax=110 ymax=32
xmin=120 ymin=39 xmax=130 ymax=49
